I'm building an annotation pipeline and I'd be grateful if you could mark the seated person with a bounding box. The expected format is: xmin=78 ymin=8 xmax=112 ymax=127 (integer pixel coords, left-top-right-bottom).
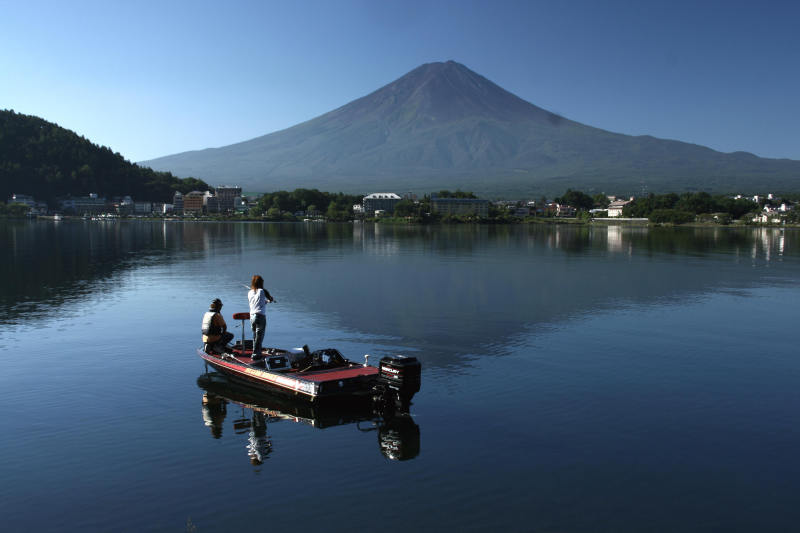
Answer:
xmin=201 ymin=299 xmax=234 ymax=353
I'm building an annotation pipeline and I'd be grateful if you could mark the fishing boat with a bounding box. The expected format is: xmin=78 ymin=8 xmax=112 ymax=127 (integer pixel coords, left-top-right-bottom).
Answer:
xmin=197 ymin=312 xmax=421 ymax=405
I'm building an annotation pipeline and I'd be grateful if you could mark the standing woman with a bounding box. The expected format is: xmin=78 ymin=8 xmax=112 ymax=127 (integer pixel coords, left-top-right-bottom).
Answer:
xmin=248 ymin=275 xmax=274 ymax=360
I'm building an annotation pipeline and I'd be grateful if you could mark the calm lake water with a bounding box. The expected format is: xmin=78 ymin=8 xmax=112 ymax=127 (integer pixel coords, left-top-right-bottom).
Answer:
xmin=1 ymin=220 xmax=799 ymax=532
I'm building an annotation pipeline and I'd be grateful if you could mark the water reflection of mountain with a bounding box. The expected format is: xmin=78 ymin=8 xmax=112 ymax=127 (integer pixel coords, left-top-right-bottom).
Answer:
xmin=242 ymin=224 xmax=798 ymax=364
xmin=197 ymin=372 xmax=420 ymax=462
xmin=5 ymin=220 xmax=796 ymax=365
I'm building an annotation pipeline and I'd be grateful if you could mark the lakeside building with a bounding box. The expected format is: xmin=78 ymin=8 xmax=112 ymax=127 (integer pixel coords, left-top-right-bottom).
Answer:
xmin=9 ymin=188 xmax=274 ymax=218
xmin=61 ymin=193 xmax=107 ymax=215
xmin=183 ymin=191 xmax=205 ymax=215
xmin=430 ymin=195 xmax=489 ymax=217
xmin=112 ymin=195 xmax=134 ymax=215
xmin=10 ymin=193 xmax=36 ymax=208
xmin=9 ymin=193 xmax=48 ymax=214
xmin=203 ymin=191 xmax=219 ymax=214
xmin=215 ymin=186 xmax=242 ymax=213
xmin=608 ymin=197 xmax=634 ymax=217
xmin=538 ymin=203 xmax=576 ymax=217
xmin=363 ymin=193 xmax=401 ymax=215
xmin=153 ymin=203 xmax=173 ymax=215
xmin=750 ymin=194 xmax=777 ymax=203
xmin=172 ymin=192 xmax=184 ymax=215
xmin=234 ymin=196 xmax=249 ymax=214
xmin=134 ymin=202 xmax=152 ymax=215
xmin=753 ymin=212 xmax=784 ymax=224
xmin=555 ymin=203 xmax=576 ymax=217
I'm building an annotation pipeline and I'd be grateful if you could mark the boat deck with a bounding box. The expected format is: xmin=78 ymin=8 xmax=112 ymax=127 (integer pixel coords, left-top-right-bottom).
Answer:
xmin=225 ymin=352 xmax=376 ymax=380
xmin=198 ymin=348 xmax=379 ymax=400
xmin=297 ymin=366 xmax=378 ymax=381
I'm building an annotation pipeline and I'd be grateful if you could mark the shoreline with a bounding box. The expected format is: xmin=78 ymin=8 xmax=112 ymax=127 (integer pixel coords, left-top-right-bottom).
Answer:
xmin=14 ymin=214 xmax=799 ymax=229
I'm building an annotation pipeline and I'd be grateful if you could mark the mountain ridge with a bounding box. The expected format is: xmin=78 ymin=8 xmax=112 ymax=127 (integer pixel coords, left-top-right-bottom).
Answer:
xmin=141 ymin=61 xmax=800 ymax=196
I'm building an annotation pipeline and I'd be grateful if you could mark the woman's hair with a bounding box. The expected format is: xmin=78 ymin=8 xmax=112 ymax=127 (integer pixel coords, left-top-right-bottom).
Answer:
xmin=251 ymin=275 xmax=264 ymax=290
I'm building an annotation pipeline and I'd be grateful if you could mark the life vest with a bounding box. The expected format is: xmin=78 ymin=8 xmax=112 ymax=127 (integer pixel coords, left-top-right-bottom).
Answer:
xmin=201 ymin=310 xmax=222 ymax=336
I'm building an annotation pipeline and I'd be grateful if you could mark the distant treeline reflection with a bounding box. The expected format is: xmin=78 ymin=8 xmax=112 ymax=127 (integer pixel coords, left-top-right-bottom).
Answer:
xmin=1 ymin=221 xmax=795 ymax=328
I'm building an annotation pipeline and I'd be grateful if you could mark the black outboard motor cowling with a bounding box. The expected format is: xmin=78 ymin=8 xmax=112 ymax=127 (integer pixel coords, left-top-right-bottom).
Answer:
xmin=375 ymin=355 xmax=421 ymax=410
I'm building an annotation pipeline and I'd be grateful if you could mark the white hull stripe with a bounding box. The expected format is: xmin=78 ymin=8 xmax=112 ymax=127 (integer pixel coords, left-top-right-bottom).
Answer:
xmin=199 ymin=351 xmax=317 ymax=397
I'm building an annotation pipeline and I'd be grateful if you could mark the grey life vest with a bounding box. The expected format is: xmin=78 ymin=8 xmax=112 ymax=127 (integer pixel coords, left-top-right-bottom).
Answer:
xmin=201 ymin=310 xmax=222 ymax=336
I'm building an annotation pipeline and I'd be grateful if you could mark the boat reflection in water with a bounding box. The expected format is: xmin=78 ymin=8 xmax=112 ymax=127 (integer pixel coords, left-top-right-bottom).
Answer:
xmin=197 ymin=372 xmax=420 ymax=462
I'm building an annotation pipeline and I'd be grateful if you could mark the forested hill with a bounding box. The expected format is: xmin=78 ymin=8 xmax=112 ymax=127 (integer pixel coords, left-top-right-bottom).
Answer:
xmin=0 ymin=110 xmax=209 ymax=204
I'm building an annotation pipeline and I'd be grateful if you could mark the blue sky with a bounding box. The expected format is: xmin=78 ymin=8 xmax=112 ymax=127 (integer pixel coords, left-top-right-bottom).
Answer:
xmin=1 ymin=0 xmax=798 ymax=163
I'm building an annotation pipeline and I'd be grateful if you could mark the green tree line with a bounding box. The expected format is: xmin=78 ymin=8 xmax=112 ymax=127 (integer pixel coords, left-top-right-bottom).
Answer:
xmin=255 ymin=189 xmax=362 ymax=221
xmin=622 ymin=192 xmax=756 ymax=220
xmin=0 ymin=110 xmax=209 ymax=205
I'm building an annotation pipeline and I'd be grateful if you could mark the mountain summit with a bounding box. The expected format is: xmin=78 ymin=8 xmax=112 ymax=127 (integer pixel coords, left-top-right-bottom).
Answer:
xmin=341 ymin=60 xmax=562 ymax=125
xmin=142 ymin=61 xmax=800 ymax=195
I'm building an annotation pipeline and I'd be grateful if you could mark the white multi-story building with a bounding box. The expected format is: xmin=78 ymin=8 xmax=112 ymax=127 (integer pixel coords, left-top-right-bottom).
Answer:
xmin=607 ymin=197 xmax=634 ymax=217
xmin=363 ymin=193 xmax=401 ymax=215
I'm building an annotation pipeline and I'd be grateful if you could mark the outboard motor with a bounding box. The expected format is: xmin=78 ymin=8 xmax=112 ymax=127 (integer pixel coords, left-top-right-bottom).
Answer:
xmin=373 ymin=355 xmax=421 ymax=411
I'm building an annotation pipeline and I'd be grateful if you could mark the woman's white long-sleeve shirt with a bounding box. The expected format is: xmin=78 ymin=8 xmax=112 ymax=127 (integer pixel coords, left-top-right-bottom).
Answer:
xmin=248 ymin=288 xmax=268 ymax=318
